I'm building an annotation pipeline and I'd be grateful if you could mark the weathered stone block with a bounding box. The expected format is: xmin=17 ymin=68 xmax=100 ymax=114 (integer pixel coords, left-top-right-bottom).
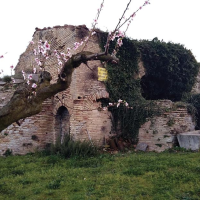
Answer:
xmin=177 ymin=131 xmax=200 ymax=150
xmin=136 ymin=143 xmax=148 ymax=151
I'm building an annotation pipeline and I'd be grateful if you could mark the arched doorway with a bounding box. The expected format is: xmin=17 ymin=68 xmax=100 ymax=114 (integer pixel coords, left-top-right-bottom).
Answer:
xmin=55 ymin=106 xmax=70 ymax=143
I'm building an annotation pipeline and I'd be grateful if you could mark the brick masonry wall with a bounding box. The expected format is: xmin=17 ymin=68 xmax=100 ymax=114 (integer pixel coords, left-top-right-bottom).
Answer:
xmin=0 ymin=25 xmax=197 ymax=155
xmin=0 ymin=25 xmax=112 ymax=155
xmin=138 ymin=100 xmax=195 ymax=152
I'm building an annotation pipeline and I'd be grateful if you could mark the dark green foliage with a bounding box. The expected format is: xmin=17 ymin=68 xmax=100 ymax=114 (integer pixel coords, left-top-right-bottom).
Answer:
xmin=2 ymin=75 xmax=12 ymax=83
xmin=109 ymin=101 xmax=156 ymax=143
xmin=45 ymin=134 xmax=99 ymax=158
xmin=139 ymin=38 xmax=199 ymax=101
xmin=3 ymin=148 xmax=13 ymax=157
xmin=185 ymin=93 xmax=200 ymax=129
xmin=98 ymin=31 xmax=141 ymax=104
xmin=98 ymin=32 xmax=160 ymax=141
xmin=98 ymin=31 xmax=199 ymax=141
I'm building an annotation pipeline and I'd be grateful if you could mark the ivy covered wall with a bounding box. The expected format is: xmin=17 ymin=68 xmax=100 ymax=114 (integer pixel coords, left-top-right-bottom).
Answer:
xmin=97 ymin=31 xmax=200 ymax=141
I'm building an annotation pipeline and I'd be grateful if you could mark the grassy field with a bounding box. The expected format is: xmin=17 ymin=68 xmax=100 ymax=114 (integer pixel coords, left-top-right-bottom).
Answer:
xmin=1 ymin=151 xmax=200 ymax=200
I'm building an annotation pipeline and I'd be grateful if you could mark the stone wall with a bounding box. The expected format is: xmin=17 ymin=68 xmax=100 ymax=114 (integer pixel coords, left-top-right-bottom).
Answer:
xmin=0 ymin=25 xmax=112 ymax=155
xmin=138 ymin=100 xmax=195 ymax=152
xmin=0 ymin=25 xmax=197 ymax=155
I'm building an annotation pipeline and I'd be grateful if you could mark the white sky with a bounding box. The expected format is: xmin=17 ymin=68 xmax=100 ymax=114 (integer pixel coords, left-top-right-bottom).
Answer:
xmin=0 ymin=0 xmax=200 ymax=76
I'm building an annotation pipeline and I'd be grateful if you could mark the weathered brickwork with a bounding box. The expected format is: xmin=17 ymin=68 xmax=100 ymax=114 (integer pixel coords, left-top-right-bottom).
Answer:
xmin=0 ymin=25 xmax=197 ymax=155
xmin=0 ymin=25 xmax=112 ymax=155
xmin=138 ymin=100 xmax=195 ymax=152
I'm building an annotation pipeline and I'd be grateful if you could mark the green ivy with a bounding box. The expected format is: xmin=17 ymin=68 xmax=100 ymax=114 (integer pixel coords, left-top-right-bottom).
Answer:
xmin=97 ymin=31 xmax=158 ymax=142
xmin=97 ymin=31 xmax=199 ymax=141
xmin=184 ymin=94 xmax=200 ymax=129
xmin=138 ymin=37 xmax=200 ymax=101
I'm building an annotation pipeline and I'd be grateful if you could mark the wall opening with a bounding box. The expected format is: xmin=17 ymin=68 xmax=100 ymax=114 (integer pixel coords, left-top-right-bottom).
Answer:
xmin=55 ymin=106 xmax=70 ymax=143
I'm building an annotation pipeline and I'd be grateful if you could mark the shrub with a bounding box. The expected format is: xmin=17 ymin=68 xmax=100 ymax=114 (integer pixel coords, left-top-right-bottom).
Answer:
xmin=3 ymin=149 xmax=13 ymax=157
xmin=45 ymin=134 xmax=99 ymax=158
xmin=2 ymin=75 xmax=12 ymax=83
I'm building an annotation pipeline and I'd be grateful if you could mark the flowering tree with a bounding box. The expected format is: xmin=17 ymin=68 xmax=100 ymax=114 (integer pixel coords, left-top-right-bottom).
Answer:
xmin=0 ymin=0 xmax=150 ymax=132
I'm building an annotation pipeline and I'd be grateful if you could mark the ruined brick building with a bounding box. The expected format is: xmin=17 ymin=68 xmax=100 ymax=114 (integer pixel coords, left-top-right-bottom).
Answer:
xmin=0 ymin=25 xmax=198 ymax=155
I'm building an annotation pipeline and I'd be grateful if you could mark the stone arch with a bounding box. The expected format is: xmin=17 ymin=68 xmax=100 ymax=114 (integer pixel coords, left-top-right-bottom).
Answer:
xmin=55 ymin=106 xmax=70 ymax=143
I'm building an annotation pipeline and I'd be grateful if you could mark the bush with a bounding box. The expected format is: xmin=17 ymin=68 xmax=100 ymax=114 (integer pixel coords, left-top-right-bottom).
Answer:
xmin=45 ymin=134 xmax=99 ymax=158
xmin=2 ymin=75 xmax=12 ymax=83
xmin=3 ymin=149 xmax=13 ymax=157
xmin=139 ymin=38 xmax=199 ymax=101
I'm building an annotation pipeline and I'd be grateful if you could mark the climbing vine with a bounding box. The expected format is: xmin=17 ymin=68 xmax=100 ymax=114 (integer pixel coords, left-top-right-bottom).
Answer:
xmin=97 ymin=31 xmax=157 ymax=142
xmin=97 ymin=31 xmax=199 ymax=142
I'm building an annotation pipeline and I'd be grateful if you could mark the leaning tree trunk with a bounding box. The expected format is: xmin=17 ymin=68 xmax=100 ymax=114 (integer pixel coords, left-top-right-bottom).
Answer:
xmin=0 ymin=51 xmax=118 ymax=131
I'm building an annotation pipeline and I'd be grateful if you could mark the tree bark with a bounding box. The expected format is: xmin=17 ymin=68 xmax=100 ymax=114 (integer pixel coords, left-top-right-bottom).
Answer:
xmin=0 ymin=51 xmax=118 ymax=132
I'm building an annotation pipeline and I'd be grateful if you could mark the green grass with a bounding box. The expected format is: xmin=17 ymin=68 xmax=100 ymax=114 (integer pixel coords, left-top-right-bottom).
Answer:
xmin=1 ymin=152 xmax=200 ymax=199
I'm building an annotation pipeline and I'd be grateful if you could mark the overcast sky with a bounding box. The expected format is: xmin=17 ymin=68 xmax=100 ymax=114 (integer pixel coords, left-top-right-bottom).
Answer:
xmin=0 ymin=0 xmax=200 ymax=76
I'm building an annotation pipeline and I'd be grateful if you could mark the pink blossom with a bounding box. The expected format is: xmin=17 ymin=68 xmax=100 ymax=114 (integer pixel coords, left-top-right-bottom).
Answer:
xmin=74 ymin=42 xmax=80 ymax=50
xmin=109 ymin=103 xmax=113 ymax=106
xmin=0 ymin=55 xmax=3 ymax=58
xmin=44 ymin=41 xmax=50 ymax=50
xmin=94 ymin=19 xmax=97 ymax=24
xmin=33 ymin=49 xmax=37 ymax=55
xmin=28 ymin=74 xmax=33 ymax=80
xmin=33 ymin=68 xmax=36 ymax=74
xmin=58 ymin=60 xmax=63 ymax=66
xmin=92 ymin=31 xmax=96 ymax=36
xmin=38 ymin=45 xmax=44 ymax=53
xmin=61 ymin=52 xmax=65 ymax=57
xmin=125 ymin=102 xmax=129 ymax=107
xmin=10 ymin=65 xmax=14 ymax=69
xmin=32 ymin=83 xmax=37 ymax=88
xmin=38 ymin=40 xmax=42 ymax=45
xmin=145 ymin=1 xmax=150 ymax=5
xmin=131 ymin=13 xmax=136 ymax=18
xmin=30 ymin=41 xmax=34 ymax=44
xmin=117 ymin=38 xmax=123 ymax=47
xmin=38 ymin=61 xmax=42 ymax=66
xmin=117 ymin=103 xmax=120 ymax=108
xmin=117 ymin=30 xmax=124 ymax=38
xmin=27 ymin=80 xmax=30 ymax=85
xmin=11 ymin=77 xmax=15 ymax=83
xmin=118 ymin=99 xmax=123 ymax=103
